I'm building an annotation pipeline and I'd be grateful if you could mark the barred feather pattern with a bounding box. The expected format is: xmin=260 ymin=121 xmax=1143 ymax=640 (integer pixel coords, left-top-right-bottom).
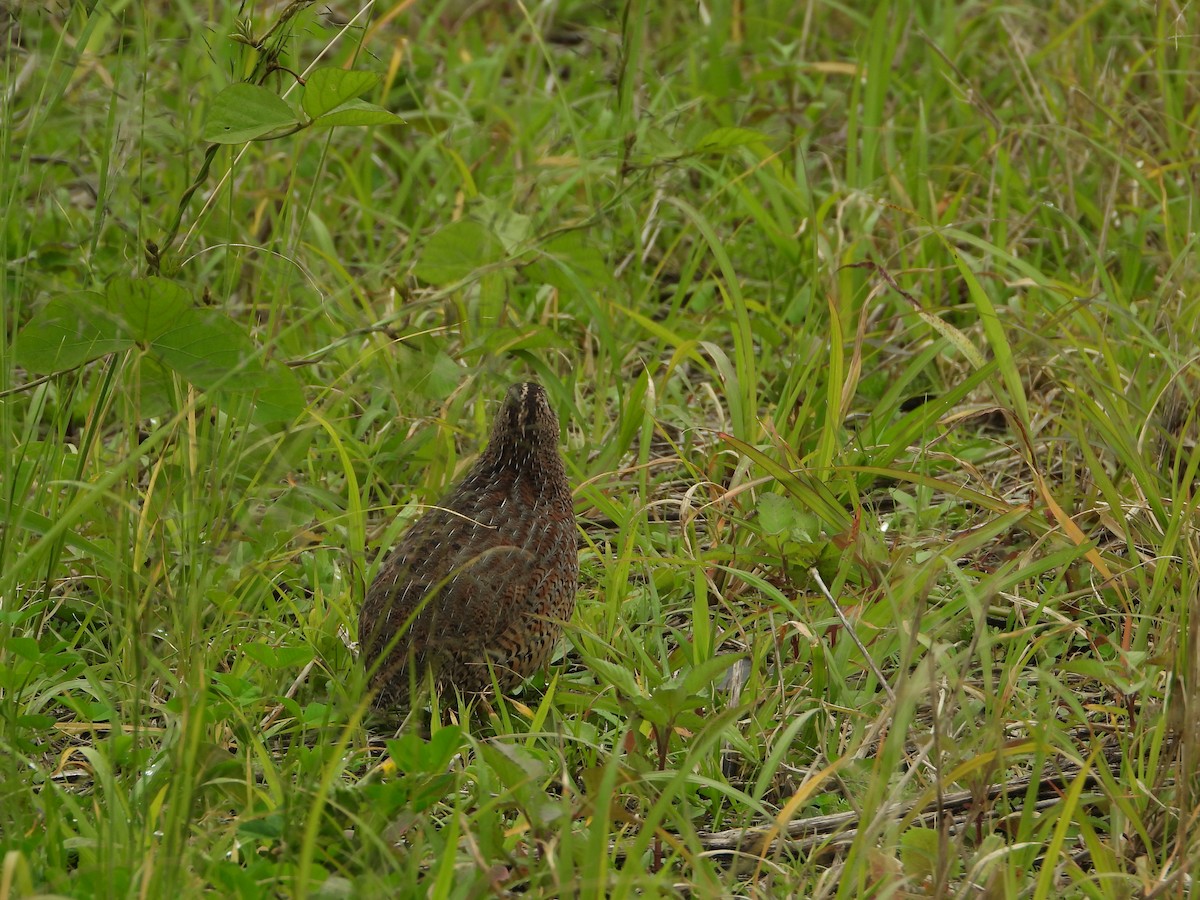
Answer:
xmin=359 ymin=382 xmax=579 ymax=704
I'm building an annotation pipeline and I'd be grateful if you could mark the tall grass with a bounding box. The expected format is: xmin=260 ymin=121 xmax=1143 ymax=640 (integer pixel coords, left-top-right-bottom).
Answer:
xmin=1 ymin=0 xmax=1197 ymax=896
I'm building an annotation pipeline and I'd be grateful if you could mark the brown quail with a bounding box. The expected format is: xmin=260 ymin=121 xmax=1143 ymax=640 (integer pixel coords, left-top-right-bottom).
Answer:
xmin=359 ymin=382 xmax=578 ymax=706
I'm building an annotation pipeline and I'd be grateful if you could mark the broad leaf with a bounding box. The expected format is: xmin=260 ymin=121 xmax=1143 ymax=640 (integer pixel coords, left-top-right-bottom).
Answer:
xmin=153 ymin=308 xmax=268 ymax=389
xmin=18 ymin=276 xmax=305 ymax=426
xmin=15 ymin=291 xmax=130 ymax=372
xmin=217 ymin=360 xmax=306 ymax=426
xmin=692 ymin=126 xmax=769 ymax=153
xmin=385 ymin=725 xmax=464 ymax=777
xmin=243 ymin=643 xmax=315 ymax=669
xmin=413 ymin=219 xmax=505 ymax=286
xmin=757 ymin=493 xmax=820 ymax=542
xmin=474 ymin=195 xmax=532 ymax=252
xmin=525 ymin=231 xmax=611 ymax=295
xmin=107 ymin=276 xmax=191 ymax=343
xmin=311 ymin=99 xmax=404 ymax=129
xmin=203 ymin=83 xmax=300 ymax=144
xmin=588 ymin=658 xmax=644 ymax=699
xmin=678 ymin=653 xmax=745 ymax=696
xmin=301 ymin=67 xmax=378 ymax=118
xmin=152 ymin=308 xmax=305 ymax=425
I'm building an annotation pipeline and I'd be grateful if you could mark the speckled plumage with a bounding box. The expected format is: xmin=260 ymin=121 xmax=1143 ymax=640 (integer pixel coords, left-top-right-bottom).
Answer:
xmin=359 ymin=382 xmax=578 ymax=705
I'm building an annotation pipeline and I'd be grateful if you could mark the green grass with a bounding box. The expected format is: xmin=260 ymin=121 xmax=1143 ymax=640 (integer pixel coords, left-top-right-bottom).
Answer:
xmin=2 ymin=0 xmax=1198 ymax=896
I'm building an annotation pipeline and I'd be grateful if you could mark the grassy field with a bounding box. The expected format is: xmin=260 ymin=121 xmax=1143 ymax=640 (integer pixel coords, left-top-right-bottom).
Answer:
xmin=2 ymin=0 xmax=1198 ymax=896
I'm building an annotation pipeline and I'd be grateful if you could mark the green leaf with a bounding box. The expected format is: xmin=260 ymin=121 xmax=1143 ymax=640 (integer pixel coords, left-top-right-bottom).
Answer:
xmin=32 ymin=277 xmax=308 ymax=426
xmin=526 ymin=231 xmax=611 ymax=295
xmin=0 ymin=500 xmax=116 ymax=567
xmin=413 ymin=219 xmax=505 ymax=286
xmin=5 ymin=637 xmax=40 ymax=660
xmin=150 ymin=308 xmax=305 ymax=424
xmin=474 ymin=195 xmax=532 ymax=252
xmin=426 ymin=725 xmax=465 ymax=772
xmin=301 ymin=67 xmax=379 ymax=118
xmin=202 ymin=83 xmax=300 ymax=143
xmin=408 ymin=773 xmax=457 ymax=812
xmin=757 ymin=492 xmax=800 ymax=536
xmin=152 ymin=308 xmax=266 ymax=389
xmin=631 ymin=686 xmax=687 ymax=726
xmin=677 ymin=653 xmax=744 ymax=696
xmin=900 ymin=828 xmax=943 ymax=882
xmin=134 ymin=355 xmax=178 ymax=420
xmin=693 ymin=126 xmax=769 ymax=153
xmin=299 ymin=702 xmax=330 ymax=724
xmin=106 ymin=276 xmax=192 ymax=343
xmin=18 ymin=714 xmax=57 ymax=730
xmin=941 ymin=238 xmax=1029 ymax=423
xmin=477 ymin=741 xmax=547 ymax=790
xmin=421 ymin=352 xmax=464 ymax=399
xmin=757 ymin=493 xmax=823 ymax=546
xmin=15 ymin=291 xmax=130 ymax=372
xmin=386 ymin=733 xmax=427 ymax=774
xmin=908 ymin=303 xmax=985 ymax=369
xmin=311 ymin=99 xmax=404 ymax=129
xmin=238 ymin=812 xmax=284 ymax=841
xmin=588 ymin=658 xmax=644 ymax=700
xmin=243 ymin=643 xmax=315 ymax=669
xmin=218 ymin=360 xmax=306 ymax=426
xmin=720 ymin=433 xmax=852 ymax=532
